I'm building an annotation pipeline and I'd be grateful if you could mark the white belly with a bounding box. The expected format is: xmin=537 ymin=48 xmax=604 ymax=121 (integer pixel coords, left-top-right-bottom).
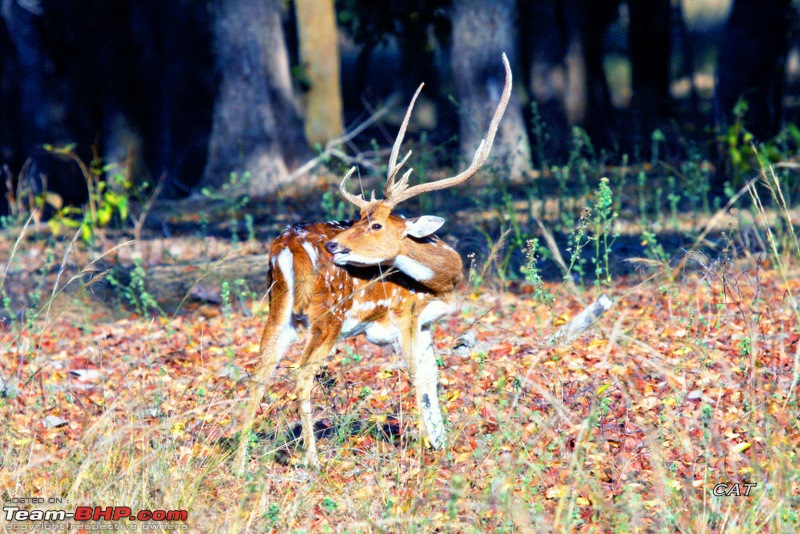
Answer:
xmin=338 ymin=298 xmax=452 ymax=345
xmin=418 ymin=299 xmax=453 ymax=327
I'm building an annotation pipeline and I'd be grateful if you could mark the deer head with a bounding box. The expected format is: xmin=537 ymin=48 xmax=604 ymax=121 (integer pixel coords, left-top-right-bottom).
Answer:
xmin=325 ymin=53 xmax=512 ymax=269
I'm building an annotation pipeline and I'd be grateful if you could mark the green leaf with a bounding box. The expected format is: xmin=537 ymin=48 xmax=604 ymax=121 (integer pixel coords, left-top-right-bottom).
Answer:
xmin=98 ymin=206 xmax=112 ymax=226
xmin=47 ymin=218 xmax=62 ymax=236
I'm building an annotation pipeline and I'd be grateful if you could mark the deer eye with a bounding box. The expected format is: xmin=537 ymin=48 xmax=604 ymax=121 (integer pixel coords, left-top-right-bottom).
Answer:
xmin=371 ymin=223 xmax=382 ymax=230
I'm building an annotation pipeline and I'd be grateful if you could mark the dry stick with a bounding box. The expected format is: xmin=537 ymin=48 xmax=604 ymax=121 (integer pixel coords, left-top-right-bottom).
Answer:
xmin=533 ymin=215 xmax=584 ymax=304
xmin=748 ymin=157 xmax=800 ymax=408
xmin=0 ymin=212 xmax=34 ymax=294
xmin=668 ymin=177 xmax=758 ymax=281
xmin=510 ymin=294 xmax=614 ymax=415
xmin=475 ymin=227 xmax=511 ymax=293
xmin=133 ymin=171 xmax=167 ymax=245
xmin=37 ymin=227 xmax=82 ymax=358
xmin=284 ymin=106 xmax=390 ymax=183
xmin=548 ymin=294 xmax=613 ymax=346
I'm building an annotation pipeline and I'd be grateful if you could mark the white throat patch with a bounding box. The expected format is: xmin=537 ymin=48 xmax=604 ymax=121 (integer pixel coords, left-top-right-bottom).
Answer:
xmin=332 ymin=253 xmax=388 ymax=267
xmin=394 ymin=255 xmax=434 ymax=281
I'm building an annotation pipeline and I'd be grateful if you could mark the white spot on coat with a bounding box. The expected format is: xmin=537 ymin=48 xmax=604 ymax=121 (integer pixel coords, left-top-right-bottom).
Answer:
xmin=419 ymin=300 xmax=452 ymax=327
xmin=276 ymin=248 xmax=294 ymax=289
xmin=275 ymin=326 xmax=298 ymax=358
xmin=302 ymin=242 xmax=318 ymax=269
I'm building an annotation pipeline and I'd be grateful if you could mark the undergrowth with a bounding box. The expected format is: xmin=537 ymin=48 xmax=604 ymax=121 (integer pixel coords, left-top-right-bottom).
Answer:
xmin=0 ymin=131 xmax=799 ymax=532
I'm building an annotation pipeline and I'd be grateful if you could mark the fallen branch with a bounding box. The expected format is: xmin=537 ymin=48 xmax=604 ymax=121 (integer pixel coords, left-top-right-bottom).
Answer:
xmin=285 ymin=105 xmax=391 ymax=182
xmin=89 ymin=253 xmax=271 ymax=314
xmin=549 ymin=294 xmax=613 ymax=346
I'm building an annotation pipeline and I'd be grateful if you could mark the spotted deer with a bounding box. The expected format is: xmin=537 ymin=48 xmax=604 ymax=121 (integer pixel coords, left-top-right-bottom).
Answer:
xmin=238 ymin=54 xmax=511 ymax=468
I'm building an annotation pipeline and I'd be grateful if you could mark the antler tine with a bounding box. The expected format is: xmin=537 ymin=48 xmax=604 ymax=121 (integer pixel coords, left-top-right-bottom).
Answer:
xmin=385 ymin=83 xmax=424 ymax=194
xmin=386 ymin=53 xmax=512 ymax=207
xmin=388 ymin=150 xmax=412 ymax=184
xmin=385 ymin=167 xmax=414 ymax=198
xmin=339 ymin=166 xmax=369 ymax=209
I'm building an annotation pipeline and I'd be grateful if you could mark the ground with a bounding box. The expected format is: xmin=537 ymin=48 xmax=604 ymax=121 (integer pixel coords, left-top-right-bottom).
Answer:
xmin=1 ymin=219 xmax=798 ymax=531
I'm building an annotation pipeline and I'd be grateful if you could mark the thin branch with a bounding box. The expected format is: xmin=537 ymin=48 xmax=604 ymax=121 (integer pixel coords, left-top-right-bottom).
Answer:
xmin=549 ymin=294 xmax=613 ymax=346
xmin=133 ymin=171 xmax=167 ymax=244
xmin=285 ymin=106 xmax=390 ymax=183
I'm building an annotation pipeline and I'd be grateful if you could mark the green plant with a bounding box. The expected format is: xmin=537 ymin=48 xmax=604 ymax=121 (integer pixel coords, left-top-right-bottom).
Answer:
xmin=321 ymin=496 xmax=338 ymax=514
xmin=321 ymin=188 xmax=347 ymax=221
xmin=637 ymin=171 xmax=648 ymax=225
xmin=201 ymin=171 xmax=251 ymax=236
xmin=341 ymin=346 xmax=363 ymax=365
xmin=564 ymin=207 xmax=592 ymax=284
xmin=39 ymin=146 xmax=132 ymax=242
xmin=530 ymin=101 xmax=548 ymax=169
xmin=221 ymin=281 xmax=232 ymax=319
xmin=244 ymin=213 xmax=256 ymax=242
xmin=521 ymin=238 xmax=555 ymax=311
xmin=265 ymin=503 xmax=281 ymax=523
xmin=722 ymin=98 xmax=756 ymax=184
xmin=642 ymin=229 xmax=668 ymax=264
xmin=591 ymin=177 xmax=618 ymax=287
xmin=651 ymin=128 xmax=665 ymax=166
xmin=106 ymin=258 xmax=162 ymax=316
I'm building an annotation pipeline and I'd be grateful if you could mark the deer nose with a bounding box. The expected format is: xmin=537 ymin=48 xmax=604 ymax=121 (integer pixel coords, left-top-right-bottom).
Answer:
xmin=325 ymin=241 xmax=347 ymax=254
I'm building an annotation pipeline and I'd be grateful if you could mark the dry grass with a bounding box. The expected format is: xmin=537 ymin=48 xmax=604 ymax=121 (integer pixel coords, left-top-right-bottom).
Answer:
xmin=1 ymin=166 xmax=799 ymax=532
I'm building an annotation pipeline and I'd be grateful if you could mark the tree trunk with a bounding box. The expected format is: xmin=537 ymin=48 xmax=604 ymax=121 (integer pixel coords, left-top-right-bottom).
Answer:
xmin=202 ymin=0 xmax=311 ymax=198
xmin=519 ymin=0 xmax=573 ymax=165
xmin=0 ymin=2 xmax=21 ymax=214
xmin=119 ymin=0 xmax=216 ymax=194
xmin=0 ymin=0 xmax=73 ymax=150
xmin=451 ymin=0 xmax=531 ymax=179
xmin=628 ymin=0 xmax=672 ymax=142
xmin=717 ymin=0 xmax=793 ymax=139
xmin=294 ymin=0 xmax=343 ymax=146
xmin=91 ymin=254 xmax=272 ymax=315
xmin=575 ymin=0 xmax=618 ymax=148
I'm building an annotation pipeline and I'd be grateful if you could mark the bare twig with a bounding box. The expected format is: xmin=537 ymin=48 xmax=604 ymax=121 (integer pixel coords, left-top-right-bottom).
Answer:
xmin=285 ymin=106 xmax=391 ymax=182
xmin=133 ymin=171 xmax=167 ymax=245
xmin=549 ymin=294 xmax=613 ymax=346
xmin=533 ymin=215 xmax=584 ymax=304
xmin=0 ymin=213 xmax=35 ymax=294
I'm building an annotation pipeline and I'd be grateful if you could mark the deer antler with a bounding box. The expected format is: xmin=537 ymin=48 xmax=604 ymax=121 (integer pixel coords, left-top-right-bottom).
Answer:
xmin=339 ymin=82 xmax=422 ymax=210
xmin=384 ymin=83 xmax=423 ymax=199
xmin=339 ymin=166 xmax=371 ymax=209
xmin=386 ymin=53 xmax=512 ymax=207
xmin=340 ymin=53 xmax=512 ymax=210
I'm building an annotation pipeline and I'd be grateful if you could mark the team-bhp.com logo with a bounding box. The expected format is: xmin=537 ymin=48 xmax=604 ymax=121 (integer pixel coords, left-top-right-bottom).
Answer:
xmin=3 ymin=503 xmax=188 ymax=529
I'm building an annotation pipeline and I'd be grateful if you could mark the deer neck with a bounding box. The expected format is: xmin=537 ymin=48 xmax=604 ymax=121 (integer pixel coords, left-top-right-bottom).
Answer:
xmin=393 ymin=236 xmax=463 ymax=294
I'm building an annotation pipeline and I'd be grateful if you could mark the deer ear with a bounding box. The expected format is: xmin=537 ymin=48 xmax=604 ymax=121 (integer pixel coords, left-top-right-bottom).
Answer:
xmin=404 ymin=216 xmax=445 ymax=238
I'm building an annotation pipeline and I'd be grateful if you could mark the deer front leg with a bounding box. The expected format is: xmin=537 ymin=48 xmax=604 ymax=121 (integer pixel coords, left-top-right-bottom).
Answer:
xmin=400 ymin=323 xmax=445 ymax=449
xmin=294 ymin=319 xmax=340 ymax=467
xmin=237 ymin=284 xmax=296 ymax=474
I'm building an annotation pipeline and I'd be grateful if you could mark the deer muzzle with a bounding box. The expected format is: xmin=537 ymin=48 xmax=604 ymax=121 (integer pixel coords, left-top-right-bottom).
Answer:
xmin=324 ymin=240 xmax=348 ymax=255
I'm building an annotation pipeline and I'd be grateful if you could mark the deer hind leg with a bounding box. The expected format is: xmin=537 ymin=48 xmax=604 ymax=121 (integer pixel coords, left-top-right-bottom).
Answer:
xmin=237 ymin=249 xmax=297 ymax=474
xmin=293 ymin=316 xmax=341 ymax=467
xmin=400 ymin=320 xmax=446 ymax=450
